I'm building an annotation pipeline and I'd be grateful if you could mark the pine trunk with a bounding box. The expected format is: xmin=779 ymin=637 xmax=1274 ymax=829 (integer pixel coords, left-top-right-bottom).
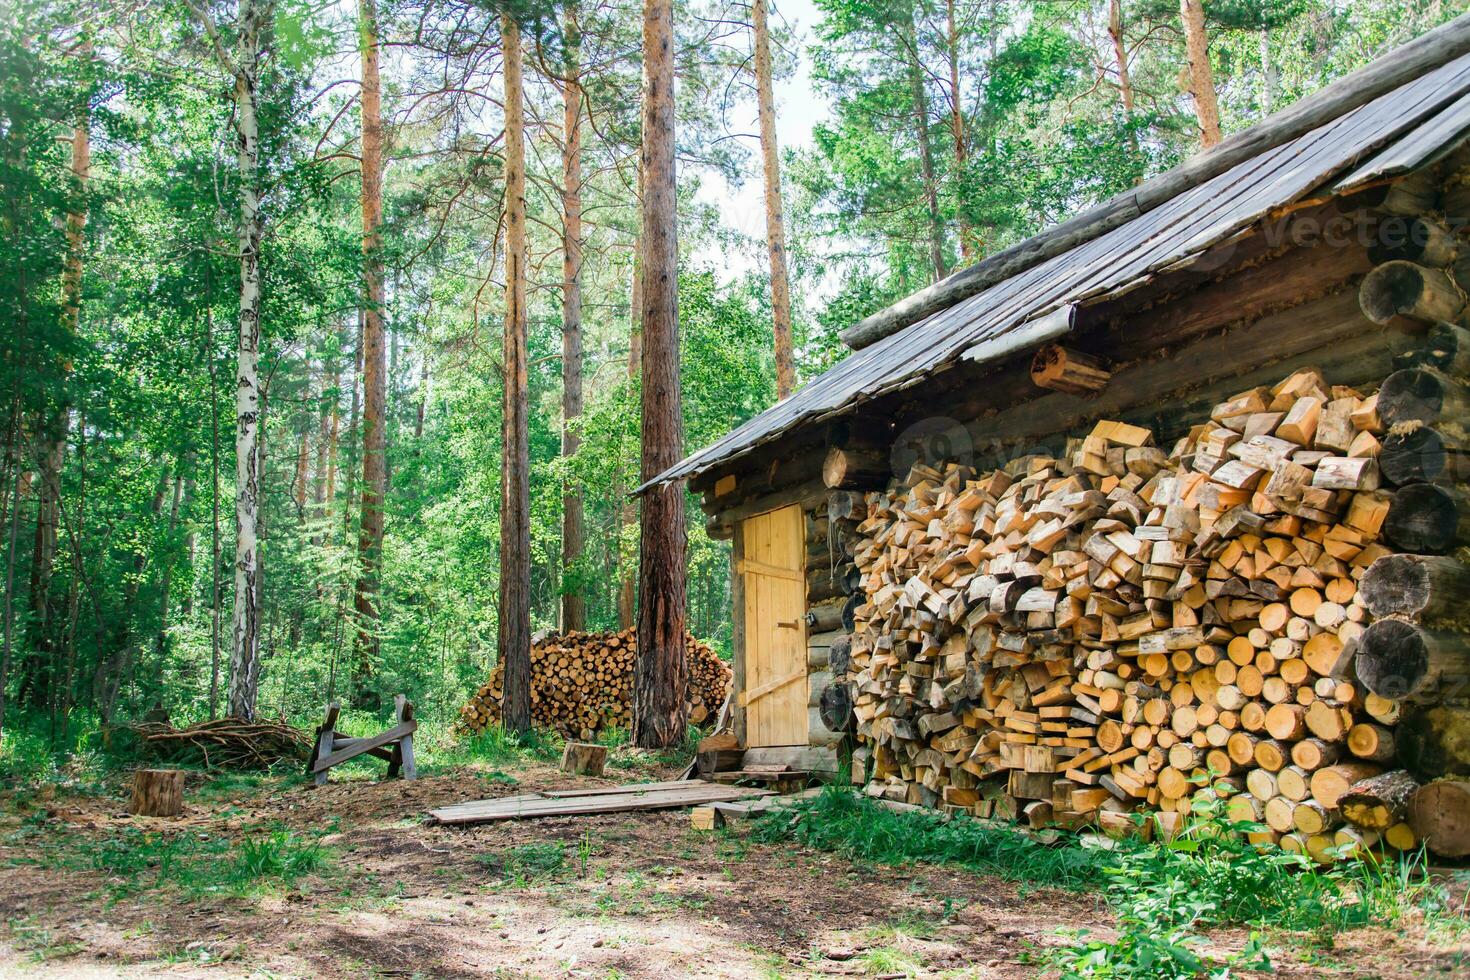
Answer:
xmin=633 ymin=0 xmax=689 ymax=749
xmin=752 ymin=0 xmax=795 ymax=399
xmin=353 ymin=0 xmax=387 ymax=703
xmin=561 ymin=2 xmax=587 ymax=632
xmin=498 ymin=11 xmax=533 ymax=734
xmin=1179 ymin=0 xmax=1222 ymax=147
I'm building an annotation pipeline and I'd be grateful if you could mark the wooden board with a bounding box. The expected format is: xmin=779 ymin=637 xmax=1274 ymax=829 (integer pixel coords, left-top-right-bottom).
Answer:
xmin=427 ymin=783 xmax=774 ymax=826
xmin=741 ymin=505 xmax=809 ymax=748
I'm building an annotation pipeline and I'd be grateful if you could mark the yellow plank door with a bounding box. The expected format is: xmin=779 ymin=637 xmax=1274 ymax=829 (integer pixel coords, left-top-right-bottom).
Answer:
xmin=739 ymin=504 xmax=808 ymax=747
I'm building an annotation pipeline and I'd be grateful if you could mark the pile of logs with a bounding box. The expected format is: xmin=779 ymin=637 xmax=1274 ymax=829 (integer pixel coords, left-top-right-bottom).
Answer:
xmin=133 ymin=718 xmax=310 ymax=769
xmin=458 ymin=630 xmax=732 ymax=741
xmin=839 ymin=363 xmax=1470 ymax=860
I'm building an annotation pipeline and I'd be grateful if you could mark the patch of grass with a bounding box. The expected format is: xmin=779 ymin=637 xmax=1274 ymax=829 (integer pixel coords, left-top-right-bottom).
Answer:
xmin=440 ymin=725 xmax=564 ymax=769
xmin=1033 ymin=794 xmax=1465 ymax=977
xmin=865 ymin=910 xmax=940 ymax=943
xmin=857 ymin=944 xmax=923 ymax=977
xmin=768 ymin=786 xmax=1466 ymax=979
xmin=7 ymin=918 xmax=86 ymax=963
xmin=18 ymin=822 xmax=330 ymax=901
xmin=479 ymin=841 xmax=568 ymax=884
xmin=754 ymin=784 xmax=1108 ymax=890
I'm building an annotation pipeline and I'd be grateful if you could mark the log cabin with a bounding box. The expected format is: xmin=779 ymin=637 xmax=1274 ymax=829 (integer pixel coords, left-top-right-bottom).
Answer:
xmin=641 ymin=17 xmax=1470 ymax=856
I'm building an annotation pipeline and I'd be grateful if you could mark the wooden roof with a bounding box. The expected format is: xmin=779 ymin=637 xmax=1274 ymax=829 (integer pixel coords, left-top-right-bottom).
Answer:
xmin=640 ymin=22 xmax=1470 ymax=495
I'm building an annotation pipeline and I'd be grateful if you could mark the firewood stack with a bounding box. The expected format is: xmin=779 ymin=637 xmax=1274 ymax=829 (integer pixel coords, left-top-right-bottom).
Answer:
xmin=841 ymin=364 xmax=1465 ymax=859
xmin=458 ymin=630 xmax=732 ymax=741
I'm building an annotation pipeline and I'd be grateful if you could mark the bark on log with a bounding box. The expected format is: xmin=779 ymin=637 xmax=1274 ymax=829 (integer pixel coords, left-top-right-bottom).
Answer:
xmin=1398 ymin=321 xmax=1470 ymax=377
xmin=1379 ymin=425 xmax=1470 ymax=486
xmin=1030 ymin=345 xmax=1111 ymax=395
xmin=805 ymin=601 xmax=844 ymax=633
xmin=1368 ymin=216 xmax=1459 ymax=267
xmin=1383 ymin=483 xmax=1470 ymax=554
xmin=1359 ymin=262 xmax=1465 ymax=327
xmin=1360 ymin=554 xmax=1470 ymax=628
xmin=1408 ymin=779 xmax=1470 ymax=858
xmin=1378 ymin=368 xmax=1470 ymax=429
xmin=1356 ymin=618 xmax=1470 ymax=701
xmin=561 ymin=741 xmax=608 ymax=777
xmin=823 ymin=447 xmax=891 ymax=490
xmin=130 ymin=769 xmax=184 ymax=817
xmin=1396 ymin=704 xmax=1470 ymax=779
xmin=1340 ymin=769 xmax=1418 ymax=830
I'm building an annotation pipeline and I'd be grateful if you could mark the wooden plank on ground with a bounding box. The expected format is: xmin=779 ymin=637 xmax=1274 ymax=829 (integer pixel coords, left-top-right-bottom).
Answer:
xmin=541 ymin=780 xmax=695 ymax=798
xmin=427 ymin=783 xmax=775 ymax=826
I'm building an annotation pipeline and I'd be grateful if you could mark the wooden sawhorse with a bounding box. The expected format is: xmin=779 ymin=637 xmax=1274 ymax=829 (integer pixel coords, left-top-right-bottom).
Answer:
xmin=308 ymin=695 xmax=417 ymax=785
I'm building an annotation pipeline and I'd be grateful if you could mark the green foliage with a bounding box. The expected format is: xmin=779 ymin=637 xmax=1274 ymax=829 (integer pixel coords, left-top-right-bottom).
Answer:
xmin=753 ymin=784 xmax=1110 ymax=890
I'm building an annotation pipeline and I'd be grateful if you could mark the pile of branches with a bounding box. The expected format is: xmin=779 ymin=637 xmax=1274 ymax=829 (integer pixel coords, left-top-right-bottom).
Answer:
xmin=132 ymin=717 xmax=311 ymax=769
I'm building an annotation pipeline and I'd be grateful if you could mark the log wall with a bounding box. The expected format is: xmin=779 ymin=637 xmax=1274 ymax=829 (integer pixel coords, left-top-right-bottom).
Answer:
xmin=704 ymin=159 xmax=1470 ymax=853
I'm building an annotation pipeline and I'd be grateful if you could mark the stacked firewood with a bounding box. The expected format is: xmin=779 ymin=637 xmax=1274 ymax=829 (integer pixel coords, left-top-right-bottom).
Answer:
xmin=458 ymin=630 xmax=732 ymax=741
xmin=843 ymin=366 xmax=1453 ymax=858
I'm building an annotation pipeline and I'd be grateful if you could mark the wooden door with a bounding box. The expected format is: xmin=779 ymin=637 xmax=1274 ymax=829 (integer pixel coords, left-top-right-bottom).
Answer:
xmin=738 ymin=504 xmax=808 ymax=747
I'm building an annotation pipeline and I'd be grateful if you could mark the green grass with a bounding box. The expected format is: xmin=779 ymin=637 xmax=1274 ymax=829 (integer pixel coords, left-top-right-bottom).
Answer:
xmin=478 ymin=842 xmax=569 ymax=884
xmin=8 ymin=822 xmax=330 ymax=902
xmin=753 ymin=785 xmax=1109 ymax=891
xmin=761 ymin=786 xmax=1467 ymax=979
xmin=426 ymin=724 xmax=565 ymax=771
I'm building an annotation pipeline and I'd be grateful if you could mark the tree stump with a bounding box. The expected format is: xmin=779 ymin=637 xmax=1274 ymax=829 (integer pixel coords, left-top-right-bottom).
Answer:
xmin=130 ymin=769 xmax=184 ymax=817
xmin=560 ymin=741 xmax=607 ymax=777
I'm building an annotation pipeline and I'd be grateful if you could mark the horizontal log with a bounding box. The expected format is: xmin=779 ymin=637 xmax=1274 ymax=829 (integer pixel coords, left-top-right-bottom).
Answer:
xmin=1397 ymin=321 xmax=1470 ymax=377
xmin=1396 ymin=704 xmax=1470 ymax=780
xmin=1030 ymin=344 xmax=1110 ymax=394
xmin=1355 ymin=618 xmax=1470 ymax=702
xmin=1383 ymin=483 xmax=1470 ymax=554
xmin=1408 ymin=780 xmax=1470 ymax=858
xmin=1340 ymin=769 xmax=1418 ymax=831
xmin=823 ymin=447 xmax=892 ymax=490
xmin=1378 ymin=367 xmax=1470 ymax=429
xmin=805 ymin=601 xmax=845 ymax=633
xmin=959 ymin=288 xmax=1394 ymax=459
xmin=1379 ymin=425 xmax=1470 ymax=486
xmin=1367 ymin=215 xmax=1459 ymax=267
xmin=1359 ymin=554 xmax=1470 ymax=628
xmin=1359 ymin=261 xmax=1465 ymax=327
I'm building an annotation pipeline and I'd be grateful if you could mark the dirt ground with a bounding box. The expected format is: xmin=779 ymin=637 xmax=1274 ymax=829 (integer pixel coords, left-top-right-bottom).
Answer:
xmin=1 ymin=757 xmax=1466 ymax=979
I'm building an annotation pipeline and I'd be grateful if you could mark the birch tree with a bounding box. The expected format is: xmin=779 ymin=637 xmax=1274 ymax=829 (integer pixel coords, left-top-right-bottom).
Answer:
xmin=185 ymin=0 xmax=271 ymax=720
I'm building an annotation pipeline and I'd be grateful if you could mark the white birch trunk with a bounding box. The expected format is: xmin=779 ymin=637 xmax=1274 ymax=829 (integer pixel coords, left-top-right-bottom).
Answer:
xmin=228 ymin=0 xmax=266 ymax=721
